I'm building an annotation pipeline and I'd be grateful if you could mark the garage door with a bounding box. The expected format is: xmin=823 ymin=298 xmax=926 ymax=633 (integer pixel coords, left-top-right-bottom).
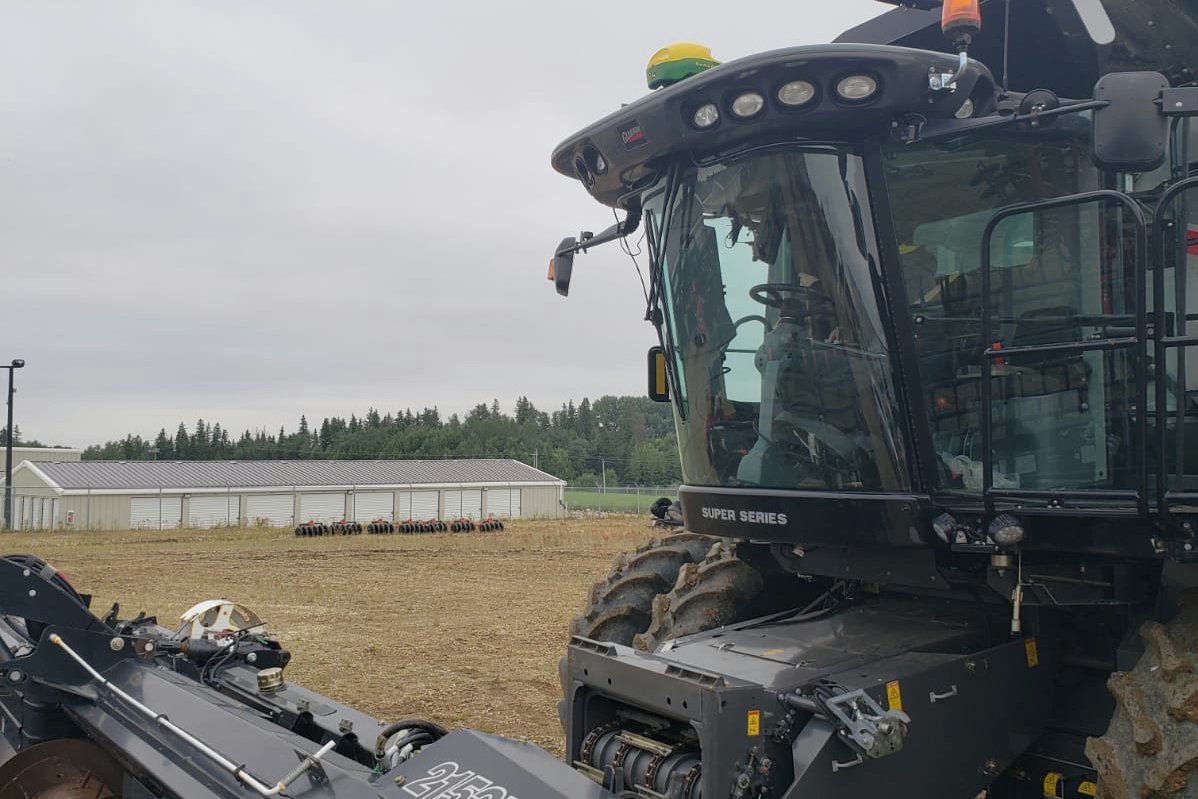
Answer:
xmin=353 ymin=491 xmax=393 ymax=522
xmin=397 ymin=492 xmax=412 ymax=521
xmin=511 ymin=489 xmax=522 ymax=518
xmin=130 ymin=496 xmax=183 ymax=530
xmin=299 ymin=493 xmax=346 ymax=523
xmin=487 ymin=488 xmax=512 ymax=519
xmin=246 ymin=494 xmax=294 ymax=526
xmin=461 ymin=490 xmax=482 ymax=520
xmin=189 ymin=495 xmax=239 ymax=528
xmin=411 ymin=490 xmax=439 ymax=520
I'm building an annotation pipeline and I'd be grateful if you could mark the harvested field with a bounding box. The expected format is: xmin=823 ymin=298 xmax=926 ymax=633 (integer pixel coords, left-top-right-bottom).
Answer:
xmin=2 ymin=518 xmax=654 ymax=754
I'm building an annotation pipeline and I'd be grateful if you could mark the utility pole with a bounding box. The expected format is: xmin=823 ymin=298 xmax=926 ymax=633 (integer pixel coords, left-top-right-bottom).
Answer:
xmin=601 ymin=458 xmax=606 ymax=493
xmin=3 ymin=359 xmax=25 ymax=530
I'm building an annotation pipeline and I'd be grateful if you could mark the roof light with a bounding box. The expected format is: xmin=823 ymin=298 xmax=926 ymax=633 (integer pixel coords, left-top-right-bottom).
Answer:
xmin=692 ymin=103 xmax=720 ymax=129
xmin=836 ymin=75 xmax=878 ymax=101
xmin=777 ymin=80 xmax=816 ymax=107
xmin=955 ymin=97 xmax=975 ymax=119
xmin=730 ymin=91 xmax=765 ymax=118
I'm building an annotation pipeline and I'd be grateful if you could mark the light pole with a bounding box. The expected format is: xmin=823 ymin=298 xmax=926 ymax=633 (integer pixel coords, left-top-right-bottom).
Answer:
xmin=4 ymin=359 xmax=25 ymax=530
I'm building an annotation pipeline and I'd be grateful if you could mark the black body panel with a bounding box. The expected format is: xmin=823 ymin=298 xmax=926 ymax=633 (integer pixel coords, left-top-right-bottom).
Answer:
xmin=564 ymin=599 xmax=1055 ymax=799
xmin=678 ymin=484 xmax=931 ymax=548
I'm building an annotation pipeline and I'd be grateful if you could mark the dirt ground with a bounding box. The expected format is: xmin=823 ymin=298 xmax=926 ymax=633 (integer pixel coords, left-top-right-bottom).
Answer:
xmin=2 ymin=518 xmax=652 ymax=753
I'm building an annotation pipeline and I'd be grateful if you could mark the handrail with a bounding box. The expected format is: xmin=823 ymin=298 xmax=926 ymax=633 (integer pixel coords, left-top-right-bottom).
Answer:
xmin=979 ymin=190 xmax=1147 ymax=517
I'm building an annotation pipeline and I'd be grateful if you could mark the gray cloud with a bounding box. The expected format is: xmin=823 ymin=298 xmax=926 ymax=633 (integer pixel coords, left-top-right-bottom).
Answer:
xmin=0 ymin=1 xmax=887 ymax=445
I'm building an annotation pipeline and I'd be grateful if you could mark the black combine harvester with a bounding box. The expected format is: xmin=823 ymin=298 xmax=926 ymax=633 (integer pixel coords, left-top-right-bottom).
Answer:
xmin=549 ymin=0 xmax=1198 ymax=796
xmin=6 ymin=0 xmax=1198 ymax=797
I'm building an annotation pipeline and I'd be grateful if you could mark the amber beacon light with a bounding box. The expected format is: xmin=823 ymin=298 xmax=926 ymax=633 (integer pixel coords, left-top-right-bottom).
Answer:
xmin=941 ymin=0 xmax=982 ymax=41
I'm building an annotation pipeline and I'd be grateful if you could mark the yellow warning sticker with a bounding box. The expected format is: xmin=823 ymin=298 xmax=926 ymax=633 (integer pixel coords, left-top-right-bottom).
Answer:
xmin=747 ymin=709 xmax=761 ymax=736
xmin=1025 ymin=637 xmax=1040 ymax=668
xmin=1079 ymin=781 xmax=1097 ymax=797
xmin=886 ymin=680 xmax=903 ymax=711
xmin=1043 ymin=771 xmax=1062 ymax=798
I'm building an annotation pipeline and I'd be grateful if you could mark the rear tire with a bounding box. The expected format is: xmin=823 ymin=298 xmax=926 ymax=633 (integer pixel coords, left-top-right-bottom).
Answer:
xmin=1087 ymin=592 xmax=1198 ymax=797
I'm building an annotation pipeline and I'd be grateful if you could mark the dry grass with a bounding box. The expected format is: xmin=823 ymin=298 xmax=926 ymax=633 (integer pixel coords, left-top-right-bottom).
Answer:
xmin=2 ymin=518 xmax=653 ymax=753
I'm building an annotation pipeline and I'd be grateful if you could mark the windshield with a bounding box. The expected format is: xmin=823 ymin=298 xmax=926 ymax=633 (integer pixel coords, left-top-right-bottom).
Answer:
xmin=647 ymin=144 xmax=910 ymax=492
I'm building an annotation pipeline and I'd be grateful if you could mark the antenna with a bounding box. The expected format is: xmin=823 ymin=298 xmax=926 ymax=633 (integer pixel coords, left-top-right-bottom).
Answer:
xmin=1002 ymin=0 xmax=1011 ymax=93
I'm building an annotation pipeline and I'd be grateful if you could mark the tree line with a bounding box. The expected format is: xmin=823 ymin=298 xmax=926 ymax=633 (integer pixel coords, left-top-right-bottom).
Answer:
xmin=81 ymin=396 xmax=683 ymax=486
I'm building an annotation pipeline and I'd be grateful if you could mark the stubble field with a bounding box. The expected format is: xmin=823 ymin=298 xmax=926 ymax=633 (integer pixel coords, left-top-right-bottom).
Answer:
xmin=2 ymin=518 xmax=651 ymax=754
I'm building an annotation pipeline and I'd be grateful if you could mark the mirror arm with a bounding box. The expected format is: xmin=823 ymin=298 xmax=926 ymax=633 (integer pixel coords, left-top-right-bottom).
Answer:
xmin=557 ymin=207 xmax=643 ymax=257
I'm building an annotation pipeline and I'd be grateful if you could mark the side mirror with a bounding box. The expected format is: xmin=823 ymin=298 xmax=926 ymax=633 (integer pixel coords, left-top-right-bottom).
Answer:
xmin=1092 ymin=71 xmax=1169 ymax=172
xmin=549 ymin=237 xmax=577 ymax=297
xmin=647 ymin=346 xmax=670 ymax=402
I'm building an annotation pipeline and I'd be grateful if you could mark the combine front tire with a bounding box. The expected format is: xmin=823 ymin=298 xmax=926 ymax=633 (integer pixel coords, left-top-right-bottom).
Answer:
xmin=634 ymin=540 xmax=769 ymax=652
xmin=1087 ymin=593 xmax=1198 ymax=797
xmin=570 ymin=533 xmax=716 ymax=646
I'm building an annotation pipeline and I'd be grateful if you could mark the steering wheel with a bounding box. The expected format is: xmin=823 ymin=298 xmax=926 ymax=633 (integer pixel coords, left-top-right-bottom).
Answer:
xmin=749 ymin=283 xmax=831 ymax=312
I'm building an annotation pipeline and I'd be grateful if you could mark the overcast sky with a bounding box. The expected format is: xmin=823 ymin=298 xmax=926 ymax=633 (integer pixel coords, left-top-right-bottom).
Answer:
xmin=0 ymin=1 xmax=888 ymax=447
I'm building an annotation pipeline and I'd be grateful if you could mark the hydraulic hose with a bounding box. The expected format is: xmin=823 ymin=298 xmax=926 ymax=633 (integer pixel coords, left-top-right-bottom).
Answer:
xmin=374 ymin=718 xmax=448 ymax=760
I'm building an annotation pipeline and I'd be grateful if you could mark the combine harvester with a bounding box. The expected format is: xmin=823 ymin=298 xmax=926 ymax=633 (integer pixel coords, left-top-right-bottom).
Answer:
xmin=4 ymin=0 xmax=1198 ymax=796
xmin=549 ymin=0 xmax=1198 ymax=796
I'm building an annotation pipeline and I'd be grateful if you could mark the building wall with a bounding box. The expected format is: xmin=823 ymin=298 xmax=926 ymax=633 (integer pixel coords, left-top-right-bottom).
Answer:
xmin=518 ymin=485 xmax=565 ymax=518
xmin=60 ymin=494 xmax=134 ymax=531
xmin=12 ymin=467 xmax=58 ymax=497
xmin=9 ymin=481 xmax=564 ymax=530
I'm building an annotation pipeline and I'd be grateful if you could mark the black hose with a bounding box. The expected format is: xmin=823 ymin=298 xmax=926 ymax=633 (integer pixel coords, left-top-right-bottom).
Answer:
xmin=374 ymin=718 xmax=448 ymax=759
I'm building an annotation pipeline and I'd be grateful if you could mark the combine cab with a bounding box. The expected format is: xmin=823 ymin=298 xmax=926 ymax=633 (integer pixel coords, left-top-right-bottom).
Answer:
xmin=551 ymin=1 xmax=1198 ymax=796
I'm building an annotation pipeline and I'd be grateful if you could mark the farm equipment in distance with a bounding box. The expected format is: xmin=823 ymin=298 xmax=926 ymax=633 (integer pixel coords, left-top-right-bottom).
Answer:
xmin=293 ymin=518 xmax=505 ymax=536
xmin=549 ymin=0 xmax=1198 ymax=796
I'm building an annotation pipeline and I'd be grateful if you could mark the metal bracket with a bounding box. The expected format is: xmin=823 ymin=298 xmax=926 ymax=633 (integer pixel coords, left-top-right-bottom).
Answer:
xmin=823 ymin=689 xmax=910 ymax=760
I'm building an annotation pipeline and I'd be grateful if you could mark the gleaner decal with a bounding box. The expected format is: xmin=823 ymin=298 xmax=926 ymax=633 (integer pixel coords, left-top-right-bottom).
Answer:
xmin=402 ymin=761 xmax=520 ymax=799
xmin=617 ymin=119 xmax=647 ymax=149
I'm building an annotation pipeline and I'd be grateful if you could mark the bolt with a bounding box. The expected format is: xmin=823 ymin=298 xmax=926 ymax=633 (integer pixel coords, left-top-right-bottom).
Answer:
xmin=966 ymin=659 xmax=977 ymax=672
xmin=7 ymin=670 xmax=22 ymax=683
xmin=21 ymin=569 xmax=29 ymax=577
xmin=27 ymin=589 xmax=35 ymax=598
xmin=246 ymin=652 xmax=258 ymax=663
xmin=109 ymin=637 xmax=125 ymax=652
xmin=144 ymin=641 xmax=155 ymax=653
xmin=394 ymin=775 xmax=406 ymax=786
xmin=1186 ymin=542 xmax=1193 ymax=552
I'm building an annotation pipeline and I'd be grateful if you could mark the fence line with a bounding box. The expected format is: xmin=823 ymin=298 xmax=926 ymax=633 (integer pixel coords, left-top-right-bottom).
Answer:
xmin=563 ymin=485 xmax=678 ymax=515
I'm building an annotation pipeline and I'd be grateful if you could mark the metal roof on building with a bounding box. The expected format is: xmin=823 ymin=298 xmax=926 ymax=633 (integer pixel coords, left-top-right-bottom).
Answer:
xmin=23 ymin=459 xmax=563 ymax=491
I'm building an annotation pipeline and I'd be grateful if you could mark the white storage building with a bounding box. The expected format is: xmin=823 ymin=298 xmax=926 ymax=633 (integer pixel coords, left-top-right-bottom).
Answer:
xmin=7 ymin=459 xmax=565 ymax=530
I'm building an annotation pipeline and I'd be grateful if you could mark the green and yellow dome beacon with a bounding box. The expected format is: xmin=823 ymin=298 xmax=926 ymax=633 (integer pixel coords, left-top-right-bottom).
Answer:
xmin=645 ymin=43 xmax=720 ymax=90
